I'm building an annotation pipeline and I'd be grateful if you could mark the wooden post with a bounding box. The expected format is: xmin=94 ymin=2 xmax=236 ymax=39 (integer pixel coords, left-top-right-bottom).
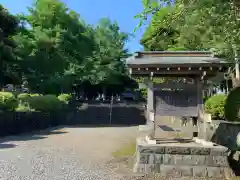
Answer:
xmin=147 ymin=79 xmax=154 ymax=117
xmin=235 ymin=50 xmax=239 ymax=80
xmin=147 ymin=79 xmax=155 ymax=139
xmin=196 ymin=77 xmax=206 ymax=140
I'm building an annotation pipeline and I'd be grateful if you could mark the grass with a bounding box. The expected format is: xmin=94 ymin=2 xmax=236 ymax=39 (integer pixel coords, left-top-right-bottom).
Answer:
xmin=112 ymin=141 xmax=136 ymax=158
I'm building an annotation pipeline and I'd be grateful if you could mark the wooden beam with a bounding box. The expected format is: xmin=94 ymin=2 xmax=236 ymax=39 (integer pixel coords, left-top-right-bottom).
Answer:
xmin=131 ymin=70 xmax=208 ymax=75
xmin=128 ymin=63 xmax=231 ymax=69
xmin=154 ymin=83 xmax=196 ymax=89
xmin=131 ymin=66 xmax=228 ymax=76
xmin=139 ymin=53 xmax=211 ymax=57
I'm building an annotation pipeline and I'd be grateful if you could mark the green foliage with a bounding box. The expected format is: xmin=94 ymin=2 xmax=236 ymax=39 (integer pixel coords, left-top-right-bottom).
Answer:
xmin=205 ymin=94 xmax=227 ymax=120
xmin=28 ymin=95 xmax=63 ymax=111
xmin=140 ymin=6 xmax=179 ymax=51
xmin=0 ymin=0 xmax=130 ymax=94
xmin=14 ymin=0 xmax=95 ymax=93
xmin=0 ymin=5 xmax=21 ymax=86
xmin=30 ymin=93 xmax=40 ymax=97
xmin=17 ymin=93 xmax=31 ymax=102
xmin=15 ymin=104 xmax=34 ymax=112
xmin=224 ymin=87 xmax=240 ymax=122
xmin=0 ymin=92 xmax=69 ymax=112
xmin=203 ymin=96 xmax=209 ymax=104
xmin=86 ymin=18 xmax=129 ymax=85
xmin=58 ymin=94 xmax=72 ymax=104
xmin=140 ymin=89 xmax=147 ymax=100
xmin=138 ymin=0 xmax=240 ymax=59
xmin=0 ymin=92 xmax=18 ymax=111
xmin=17 ymin=93 xmax=41 ymax=112
xmin=134 ymin=77 xmax=165 ymax=84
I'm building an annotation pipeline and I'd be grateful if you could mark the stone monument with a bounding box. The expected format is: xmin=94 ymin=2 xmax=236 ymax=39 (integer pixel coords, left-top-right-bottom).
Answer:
xmin=126 ymin=51 xmax=234 ymax=177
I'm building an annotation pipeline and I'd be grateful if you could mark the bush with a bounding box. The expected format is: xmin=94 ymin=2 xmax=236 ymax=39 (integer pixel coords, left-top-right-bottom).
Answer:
xmin=28 ymin=95 xmax=63 ymax=111
xmin=140 ymin=88 xmax=147 ymax=100
xmin=205 ymin=94 xmax=227 ymax=120
xmin=203 ymin=96 xmax=209 ymax=103
xmin=18 ymin=93 xmax=31 ymax=103
xmin=58 ymin=94 xmax=72 ymax=104
xmin=224 ymin=87 xmax=240 ymax=122
xmin=29 ymin=93 xmax=40 ymax=97
xmin=15 ymin=104 xmax=34 ymax=112
xmin=0 ymin=92 xmax=18 ymax=111
xmin=17 ymin=93 xmax=42 ymax=112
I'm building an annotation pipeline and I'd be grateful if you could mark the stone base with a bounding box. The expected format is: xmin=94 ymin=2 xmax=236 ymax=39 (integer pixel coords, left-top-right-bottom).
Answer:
xmin=134 ymin=137 xmax=234 ymax=178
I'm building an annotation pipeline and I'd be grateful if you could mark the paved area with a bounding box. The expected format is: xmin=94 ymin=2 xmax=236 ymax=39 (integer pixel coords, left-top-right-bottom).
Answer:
xmin=0 ymin=126 xmax=235 ymax=180
xmin=0 ymin=125 xmax=143 ymax=180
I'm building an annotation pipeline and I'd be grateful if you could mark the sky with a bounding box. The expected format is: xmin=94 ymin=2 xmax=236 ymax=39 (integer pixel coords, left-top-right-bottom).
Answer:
xmin=1 ymin=0 xmax=148 ymax=53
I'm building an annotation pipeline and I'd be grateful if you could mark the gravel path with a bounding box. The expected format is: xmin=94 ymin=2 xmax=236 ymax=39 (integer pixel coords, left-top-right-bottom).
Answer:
xmin=0 ymin=126 xmax=234 ymax=180
xmin=0 ymin=126 xmax=143 ymax=180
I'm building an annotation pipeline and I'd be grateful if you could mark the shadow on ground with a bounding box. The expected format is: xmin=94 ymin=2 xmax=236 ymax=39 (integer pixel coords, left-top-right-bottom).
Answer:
xmin=64 ymin=124 xmax=140 ymax=128
xmin=0 ymin=143 xmax=17 ymax=149
xmin=0 ymin=123 xmax=140 ymax=150
xmin=0 ymin=127 xmax=68 ymax=148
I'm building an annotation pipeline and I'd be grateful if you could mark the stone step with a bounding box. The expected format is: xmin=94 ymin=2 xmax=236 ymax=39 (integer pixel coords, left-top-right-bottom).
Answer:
xmin=158 ymin=165 xmax=233 ymax=178
xmin=154 ymin=131 xmax=194 ymax=139
xmin=136 ymin=164 xmax=234 ymax=178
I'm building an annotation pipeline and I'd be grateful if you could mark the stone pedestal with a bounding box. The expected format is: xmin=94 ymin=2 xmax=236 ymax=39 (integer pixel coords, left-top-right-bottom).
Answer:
xmin=134 ymin=137 xmax=234 ymax=178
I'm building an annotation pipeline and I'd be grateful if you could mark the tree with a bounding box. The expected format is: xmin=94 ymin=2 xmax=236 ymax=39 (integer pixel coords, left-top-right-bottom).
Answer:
xmin=140 ymin=6 xmax=180 ymax=51
xmin=139 ymin=4 xmax=212 ymax=51
xmin=85 ymin=18 xmax=131 ymax=95
xmin=138 ymin=0 xmax=240 ymax=59
xmin=2 ymin=0 xmax=133 ymax=96
xmin=0 ymin=4 xmax=20 ymax=87
xmin=137 ymin=0 xmax=240 ymax=90
xmin=15 ymin=0 xmax=95 ymax=93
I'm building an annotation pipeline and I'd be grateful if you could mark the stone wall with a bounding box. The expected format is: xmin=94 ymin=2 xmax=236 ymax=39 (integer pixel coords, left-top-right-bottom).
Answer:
xmin=134 ymin=137 xmax=234 ymax=178
xmin=199 ymin=120 xmax=240 ymax=150
xmin=0 ymin=111 xmax=74 ymax=137
xmin=0 ymin=102 xmax=147 ymax=137
xmin=72 ymin=102 xmax=147 ymax=125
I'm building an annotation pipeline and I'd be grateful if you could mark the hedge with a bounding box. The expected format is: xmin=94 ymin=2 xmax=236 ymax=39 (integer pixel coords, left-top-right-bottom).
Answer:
xmin=205 ymin=94 xmax=227 ymax=120
xmin=0 ymin=92 xmax=74 ymax=137
xmin=205 ymin=88 xmax=240 ymax=122
xmin=224 ymin=87 xmax=240 ymax=122
xmin=0 ymin=92 xmax=18 ymax=111
xmin=18 ymin=93 xmax=31 ymax=102
xmin=0 ymin=92 xmax=72 ymax=112
xmin=58 ymin=94 xmax=72 ymax=104
xmin=28 ymin=95 xmax=63 ymax=111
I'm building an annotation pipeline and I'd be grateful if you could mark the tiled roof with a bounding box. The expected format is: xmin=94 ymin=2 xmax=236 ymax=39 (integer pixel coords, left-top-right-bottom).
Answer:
xmin=126 ymin=51 xmax=229 ymax=65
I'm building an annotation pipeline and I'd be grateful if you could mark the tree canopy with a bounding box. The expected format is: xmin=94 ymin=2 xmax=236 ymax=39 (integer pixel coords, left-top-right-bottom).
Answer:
xmin=0 ymin=0 xmax=133 ymax=95
xmin=0 ymin=4 xmax=20 ymax=86
xmin=138 ymin=0 xmax=240 ymax=60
